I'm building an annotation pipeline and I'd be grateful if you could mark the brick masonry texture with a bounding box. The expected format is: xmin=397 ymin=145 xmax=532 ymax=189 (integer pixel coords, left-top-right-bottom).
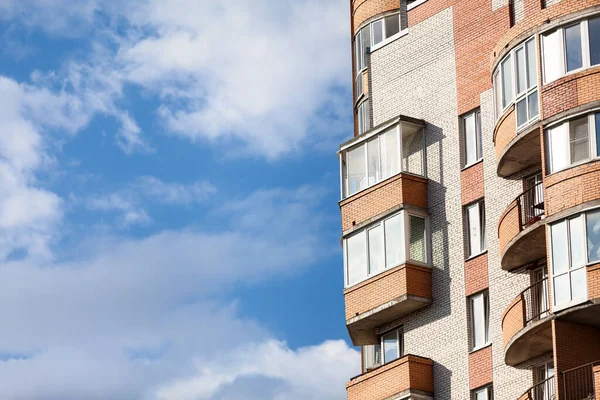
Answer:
xmin=542 ymin=67 xmax=600 ymax=120
xmin=346 ymin=355 xmax=433 ymax=400
xmin=344 ymin=263 xmax=432 ymax=320
xmin=465 ymin=252 xmax=489 ymax=296
xmin=494 ymin=107 xmax=516 ymax=161
xmin=340 ymin=173 xmax=427 ymax=233
xmin=544 ymin=160 xmax=600 ymax=217
xmin=502 ymin=293 xmax=525 ymax=347
xmin=351 ymin=0 xmax=400 ymax=33
xmin=469 ymin=345 xmax=494 ymax=390
xmin=461 ymin=161 xmax=485 ymax=206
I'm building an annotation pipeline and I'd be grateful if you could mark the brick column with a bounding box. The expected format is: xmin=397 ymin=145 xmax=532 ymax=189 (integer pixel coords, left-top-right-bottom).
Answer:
xmin=594 ymin=365 xmax=600 ymax=399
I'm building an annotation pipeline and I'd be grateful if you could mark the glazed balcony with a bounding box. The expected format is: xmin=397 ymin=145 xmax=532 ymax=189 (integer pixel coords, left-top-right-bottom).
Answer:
xmin=517 ymin=376 xmax=555 ymax=400
xmin=345 ymin=263 xmax=432 ymax=345
xmin=502 ymin=278 xmax=552 ymax=366
xmin=498 ymin=182 xmax=546 ymax=271
xmin=346 ymin=355 xmax=434 ymax=400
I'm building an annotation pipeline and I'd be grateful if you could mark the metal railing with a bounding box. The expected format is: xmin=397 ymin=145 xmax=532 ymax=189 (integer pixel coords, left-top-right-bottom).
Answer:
xmin=522 ymin=277 xmax=550 ymax=325
xmin=518 ymin=182 xmax=545 ymax=229
xmin=521 ymin=376 xmax=556 ymax=400
xmin=562 ymin=361 xmax=599 ymax=400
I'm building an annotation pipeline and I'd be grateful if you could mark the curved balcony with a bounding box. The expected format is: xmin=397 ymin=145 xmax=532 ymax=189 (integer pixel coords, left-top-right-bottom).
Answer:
xmin=345 ymin=263 xmax=432 ymax=345
xmin=545 ymin=161 xmax=600 ymax=219
xmin=494 ymin=106 xmax=542 ymax=178
xmin=346 ymin=355 xmax=434 ymax=400
xmin=351 ymin=0 xmax=400 ymax=33
xmin=498 ymin=182 xmax=546 ymax=271
xmin=502 ymin=278 xmax=552 ymax=366
xmin=517 ymin=376 xmax=555 ymax=400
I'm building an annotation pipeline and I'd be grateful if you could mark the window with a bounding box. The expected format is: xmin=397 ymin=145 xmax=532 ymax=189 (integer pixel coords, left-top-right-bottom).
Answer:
xmin=363 ymin=328 xmax=403 ymax=369
xmin=469 ymin=291 xmax=490 ymax=350
xmin=536 ymin=362 xmax=555 ymax=400
xmin=466 ymin=200 xmax=486 ymax=258
xmin=462 ymin=110 xmax=482 ymax=167
xmin=340 ymin=122 xmax=425 ymax=198
xmin=472 ymin=385 xmax=494 ymax=400
xmin=542 ymin=16 xmax=600 ymax=84
xmin=357 ymin=100 xmax=371 ymax=135
xmin=343 ymin=211 xmax=428 ymax=287
xmin=550 ymin=215 xmax=588 ymax=309
xmin=494 ymin=37 xmax=539 ymax=128
xmin=587 ymin=209 xmax=600 ymax=263
xmin=545 ymin=113 xmax=600 ymax=174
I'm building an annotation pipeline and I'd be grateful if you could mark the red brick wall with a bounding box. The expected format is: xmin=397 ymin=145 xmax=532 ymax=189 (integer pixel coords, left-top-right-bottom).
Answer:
xmin=344 ymin=263 xmax=432 ymax=320
xmin=594 ymin=365 xmax=600 ymax=399
xmin=465 ymin=253 xmax=489 ymax=296
xmin=542 ymin=68 xmax=600 ymax=120
xmin=502 ymin=293 xmax=526 ymax=347
xmin=347 ymin=355 xmax=433 ymax=400
xmin=352 ymin=0 xmax=400 ymax=33
xmin=461 ymin=162 xmax=485 ymax=206
xmin=498 ymin=198 xmax=521 ymax=256
xmin=588 ymin=262 xmax=600 ymax=300
xmin=340 ymin=173 xmax=428 ymax=232
xmin=494 ymin=107 xmax=516 ymax=161
xmin=544 ymin=160 xmax=600 ymax=217
xmin=469 ymin=345 xmax=493 ymax=390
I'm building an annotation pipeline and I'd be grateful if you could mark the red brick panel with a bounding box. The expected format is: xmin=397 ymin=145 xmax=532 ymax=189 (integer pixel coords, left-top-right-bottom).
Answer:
xmin=541 ymin=78 xmax=578 ymax=121
xmin=347 ymin=355 xmax=433 ymax=400
xmin=494 ymin=107 xmax=516 ymax=161
xmin=465 ymin=253 xmax=489 ymax=296
xmin=408 ymin=0 xmax=453 ymax=26
xmin=588 ymin=262 xmax=600 ymax=300
xmin=344 ymin=263 xmax=432 ymax=320
xmin=461 ymin=162 xmax=485 ymax=206
xmin=498 ymin=199 xmax=521 ymax=256
xmin=352 ymin=0 xmax=400 ymax=33
xmin=544 ymin=161 xmax=600 ymax=217
xmin=594 ymin=365 xmax=600 ymax=399
xmin=469 ymin=345 xmax=493 ymax=390
xmin=553 ymin=320 xmax=600 ymax=377
xmin=340 ymin=173 xmax=428 ymax=232
xmin=502 ymin=293 xmax=526 ymax=347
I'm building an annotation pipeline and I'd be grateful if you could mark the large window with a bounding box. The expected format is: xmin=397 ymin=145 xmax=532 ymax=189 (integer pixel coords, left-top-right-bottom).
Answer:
xmin=344 ymin=211 xmax=428 ymax=287
xmin=469 ymin=291 xmax=490 ymax=351
xmin=357 ymin=100 xmax=371 ymax=135
xmin=494 ymin=37 xmax=539 ymax=128
xmin=363 ymin=328 xmax=404 ymax=370
xmin=472 ymin=385 xmax=494 ymax=400
xmin=545 ymin=112 xmax=600 ymax=174
xmin=463 ymin=110 xmax=482 ymax=167
xmin=465 ymin=200 xmax=486 ymax=258
xmin=340 ymin=123 xmax=425 ymax=198
xmin=542 ymin=16 xmax=600 ymax=84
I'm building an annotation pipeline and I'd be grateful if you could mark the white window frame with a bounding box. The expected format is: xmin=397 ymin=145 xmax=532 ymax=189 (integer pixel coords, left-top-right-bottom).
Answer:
xmin=363 ymin=327 xmax=404 ymax=370
xmin=472 ymin=385 xmax=494 ymax=400
xmin=465 ymin=200 xmax=487 ymax=259
xmin=493 ymin=36 xmax=540 ymax=130
xmin=343 ymin=210 xmax=430 ymax=288
xmin=545 ymin=112 xmax=599 ymax=175
xmin=541 ymin=16 xmax=600 ymax=84
xmin=549 ymin=214 xmax=589 ymax=311
xmin=462 ymin=109 xmax=482 ymax=168
xmin=469 ymin=291 xmax=490 ymax=351
xmin=357 ymin=99 xmax=370 ymax=135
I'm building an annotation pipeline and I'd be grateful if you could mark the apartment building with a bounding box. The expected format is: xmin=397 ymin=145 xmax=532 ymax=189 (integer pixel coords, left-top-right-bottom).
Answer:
xmin=338 ymin=0 xmax=600 ymax=399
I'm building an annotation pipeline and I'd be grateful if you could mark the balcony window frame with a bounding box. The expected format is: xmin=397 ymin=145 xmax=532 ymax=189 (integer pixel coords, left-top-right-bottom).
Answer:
xmin=465 ymin=200 xmax=487 ymax=259
xmin=472 ymin=384 xmax=494 ymax=400
xmin=363 ymin=327 xmax=404 ymax=370
xmin=469 ymin=290 xmax=491 ymax=352
xmin=462 ymin=109 xmax=483 ymax=168
xmin=545 ymin=111 xmax=600 ymax=175
xmin=357 ymin=99 xmax=371 ymax=136
xmin=343 ymin=210 xmax=430 ymax=289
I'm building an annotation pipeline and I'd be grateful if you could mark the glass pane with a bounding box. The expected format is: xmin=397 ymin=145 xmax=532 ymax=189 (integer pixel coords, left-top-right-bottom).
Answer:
xmin=372 ymin=20 xmax=383 ymax=45
xmin=597 ymin=114 xmax=600 ymax=158
xmin=464 ymin=113 xmax=477 ymax=165
xmin=554 ymin=273 xmax=571 ymax=305
xmin=360 ymin=26 xmax=370 ymax=70
xmin=347 ymin=231 xmax=367 ymax=286
xmin=590 ymin=17 xmax=600 ymax=66
xmin=516 ymin=97 xmax=528 ymax=127
xmin=543 ymin=30 xmax=563 ymax=83
xmin=565 ymin=24 xmax=583 ymax=72
xmin=494 ymin=70 xmax=503 ymax=117
xmin=347 ymin=145 xmax=366 ymax=195
xmin=474 ymin=388 xmax=488 ymax=400
xmin=367 ymin=137 xmax=380 ymax=186
xmin=526 ymin=38 xmax=537 ymax=89
xmin=571 ymin=267 xmax=587 ymax=302
xmin=471 ymin=294 xmax=485 ymax=349
xmin=368 ymin=225 xmax=384 ymax=275
xmin=569 ymin=216 xmax=585 ymax=268
xmin=516 ymin=47 xmax=527 ymax=94
xmin=385 ymin=214 xmax=405 ymax=268
xmin=547 ymin=124 xmax=569 ymax=173
xmin=587 ymin=209 xmax=600 ymax=263
xmin=570 ymin=116 xmax=589 ymax=164
xmin=501 ymin=55 xmax=514 ymax=108
xmin=382 ymin=331 xmax=399 ymax=363
xmin=384 ymin=14 xmax=400 ymax=39
xmin=409 ymin=215 xmax=426 ymax=263
xmin=467 ymin=203 xmax=481 ymax=256
xmin=551 ymin=221 xmax=569 ymax=275
xmin=403 ymin=129 xmax=424 ymax=176
xmin=381 ymin=127 xmax=399 ymax=179
xmin=528 ymin=90 xmax=539 ymax=120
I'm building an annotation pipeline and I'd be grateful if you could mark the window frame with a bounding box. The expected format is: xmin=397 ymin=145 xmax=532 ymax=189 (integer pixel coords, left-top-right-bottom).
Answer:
xmin=363 ymin=327 xmax=404 ymax=370
xmin=357 ymin=99 xmax=371 ymax=135
xmin=465 ymin=200 xmax=487 ymax=259
xmin=472 ymin=385 xmax=494 ymax=400
xmin=469 ymin=290 xmax=491 ymax=352
xmin=462 ymin=109 xmax=483 ymax=168
xmin=343 ymin=210 xmax=430 ymax=288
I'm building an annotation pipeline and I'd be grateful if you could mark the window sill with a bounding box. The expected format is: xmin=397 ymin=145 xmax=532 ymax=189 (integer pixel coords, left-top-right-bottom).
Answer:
xmin=370 ymin=29 xmax=409 ymax=53
xmin=552 ymin=298 xmax=588 ymax=313
xmin=465 ymin=250 xmax=488 ymax=262
xmin=469 ymin=342 xmax=491 ymax=354
xmin=408 ymin=0 xmax=429 ymax=10
xmin=546 ymin=156 xmax=600 ymax=177
xmin=462 ymin=158 xmax=483 ymax=172
xmin=516 ymin=116 xmax=540 ymax=134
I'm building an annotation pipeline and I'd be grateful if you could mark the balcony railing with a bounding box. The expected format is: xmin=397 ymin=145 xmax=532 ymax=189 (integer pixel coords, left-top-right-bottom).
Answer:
xmin=519 ymin=181 xmax=545 ymax=229
xmin=520 ymin=376 xmax=556 ymax=400
xmin=562 ymin=361 xmax=599 ymax=400
xmin=523 ymin=277 xmax=550 ymax=325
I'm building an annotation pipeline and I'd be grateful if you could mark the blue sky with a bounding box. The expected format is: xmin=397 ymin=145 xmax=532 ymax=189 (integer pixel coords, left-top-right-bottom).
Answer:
xmin=0 ymin=0 xmax=359 ymax=398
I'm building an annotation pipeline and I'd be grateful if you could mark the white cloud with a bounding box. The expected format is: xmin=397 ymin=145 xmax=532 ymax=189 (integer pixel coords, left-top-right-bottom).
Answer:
xmin=137 ymin=176 xmax=217 ymax=205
